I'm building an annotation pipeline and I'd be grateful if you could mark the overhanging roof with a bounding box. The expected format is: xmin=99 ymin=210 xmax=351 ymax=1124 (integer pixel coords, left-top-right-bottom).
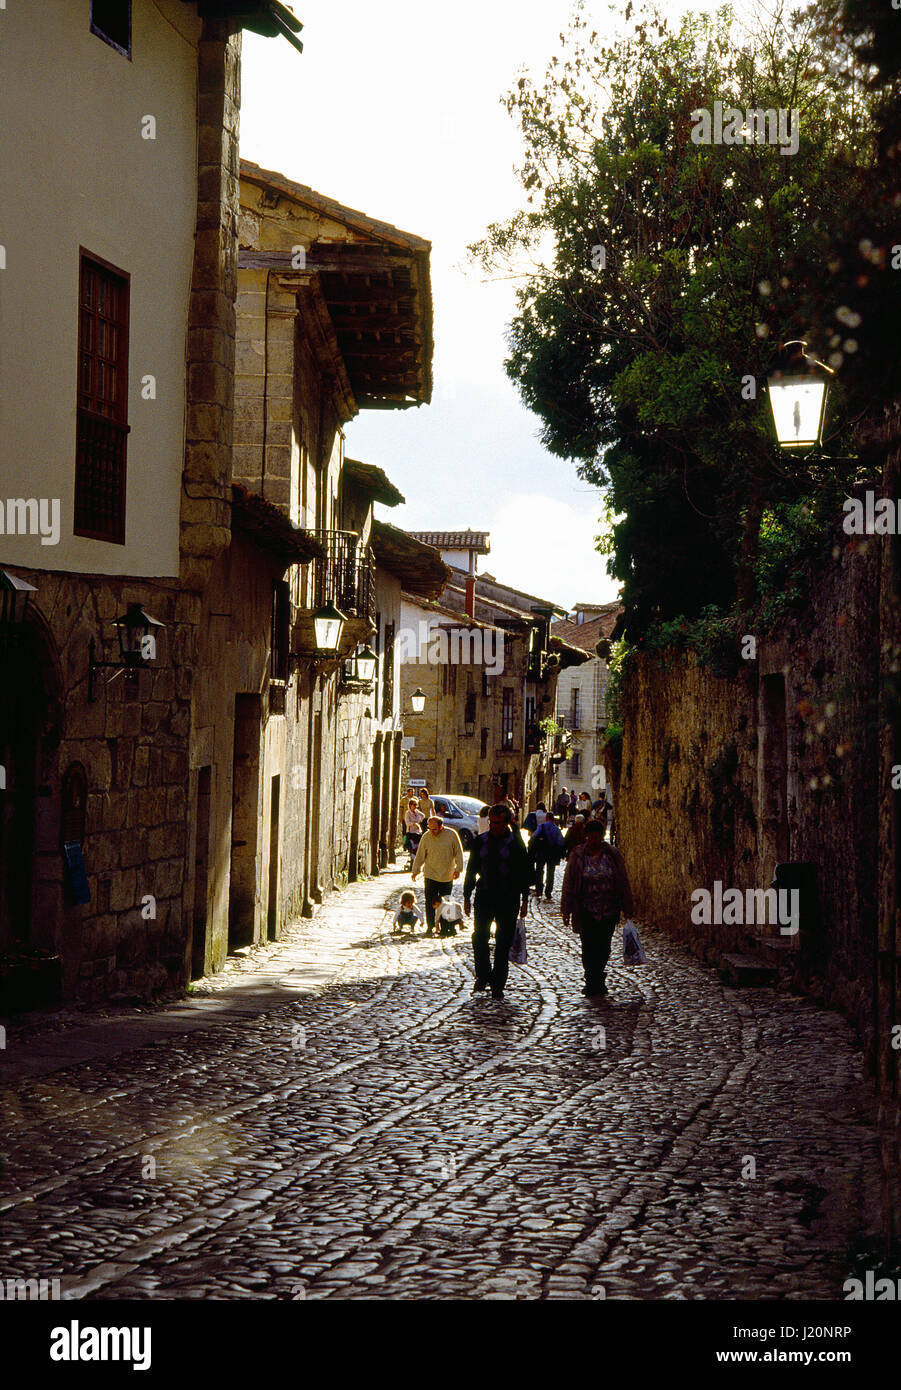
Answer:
xmin=548 ymin=634 xmax=591 ymax=668
xmin=231 ymin=485 xmax=323 ymax=564
xmin=371 ymin=522 xmax=449 ymax=600
xmin=240 ymin=160 xmax=433 ymax=410
xmin=343 ymin=459 xmax=404 ymax=508
xmin=185 ymin=2 xmax=303 ymax=52
xmin=408 ymin=530 xmax=490 ymax=554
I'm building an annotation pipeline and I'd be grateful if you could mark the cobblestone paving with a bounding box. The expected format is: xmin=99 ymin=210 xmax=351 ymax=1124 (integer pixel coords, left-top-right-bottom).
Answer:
xmin=0 ymin=870 xmax=883 ymax=1300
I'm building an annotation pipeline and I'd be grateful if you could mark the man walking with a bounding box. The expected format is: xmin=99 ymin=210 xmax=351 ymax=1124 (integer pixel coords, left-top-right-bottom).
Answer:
xmin=412 ymin=814 xmax=464 ymax=936
xmin=529 ymin=811 xmax=565 ymax=900
xmin=463 ymin=803 xmax=531 ymax=1001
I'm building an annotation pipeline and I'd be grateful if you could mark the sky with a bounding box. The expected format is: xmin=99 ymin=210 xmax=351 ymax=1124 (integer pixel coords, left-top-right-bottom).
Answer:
xmin=239 ymin=0 xmax=740 ymax=612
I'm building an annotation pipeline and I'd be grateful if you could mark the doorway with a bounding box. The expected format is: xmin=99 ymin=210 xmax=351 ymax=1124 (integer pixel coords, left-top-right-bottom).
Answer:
xmin=760 ymin=673 xmax=790 ymax=866
xmin=370 ymin=733 xmax=383 ymax=874
xmin=349 ymin=775 xmax=362 ymax=882
xmin=267 ymin=773 xmax=280 ymax=939
xmin=191 ymin=765 xmax=212 ymax=978
xmin=229 ymin=694 xmax=262 ymax=950
xmin=0 ymin=620 xmax=61 ymax=953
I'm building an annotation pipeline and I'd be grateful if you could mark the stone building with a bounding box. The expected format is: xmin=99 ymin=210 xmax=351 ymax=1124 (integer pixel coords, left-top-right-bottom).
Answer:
xmin=552 ymin=603 xmax=622 ymax=797
xmin=399 ymin=535 xmax=587 ymax=810
xmin=0 ymin=1 xmax=300 ymax=1004
xmin=185 ymin=161 xmax=444 ymax=975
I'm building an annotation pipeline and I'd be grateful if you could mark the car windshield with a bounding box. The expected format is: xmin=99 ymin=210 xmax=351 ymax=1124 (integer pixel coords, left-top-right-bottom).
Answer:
xmin=437 ymin=795 xmax=482 ymax=815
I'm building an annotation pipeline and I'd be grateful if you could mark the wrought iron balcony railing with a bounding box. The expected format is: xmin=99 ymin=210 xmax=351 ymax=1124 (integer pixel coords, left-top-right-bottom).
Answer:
xmin=308 ymin=530 xmax=375 ymax=624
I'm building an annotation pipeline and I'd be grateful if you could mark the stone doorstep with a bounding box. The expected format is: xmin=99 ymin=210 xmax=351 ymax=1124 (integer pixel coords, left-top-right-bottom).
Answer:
xmin=718 ymin=952 xmax=779 ymax=988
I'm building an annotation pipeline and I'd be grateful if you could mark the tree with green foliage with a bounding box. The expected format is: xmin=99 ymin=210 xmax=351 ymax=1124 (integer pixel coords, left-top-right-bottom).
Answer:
xmin=471 ymin=3 xmax=891 ymax=642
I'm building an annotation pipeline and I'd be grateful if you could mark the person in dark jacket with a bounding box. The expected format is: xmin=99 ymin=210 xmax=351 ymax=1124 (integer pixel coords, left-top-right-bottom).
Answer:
xmin=564 ymin=814 xmax=586 ymax=857
xmin=463 ymin=803 xmax=531 ymax=1001
xmin=561 ymin=819 xmax=635 ymax=998
xmin=529 ymin=812 xmax=565 ymax=899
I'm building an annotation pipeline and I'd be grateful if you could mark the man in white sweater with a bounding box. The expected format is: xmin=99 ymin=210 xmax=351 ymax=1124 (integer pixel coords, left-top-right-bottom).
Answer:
xmin=412 ymin=815 xmax=464 ymax=936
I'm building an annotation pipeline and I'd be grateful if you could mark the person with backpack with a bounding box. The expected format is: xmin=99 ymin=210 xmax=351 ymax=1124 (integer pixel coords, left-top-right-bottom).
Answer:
xmin=561 ymin=819 xmax=635 ymax=999
xmin=529 ymin=811 xmax=566 ymax=899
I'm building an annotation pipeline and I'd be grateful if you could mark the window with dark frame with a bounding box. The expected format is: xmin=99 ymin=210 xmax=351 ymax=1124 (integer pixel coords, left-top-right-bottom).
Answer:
xmin=480 ymin=728 xmax=488 ymax=760
xmin=271 ymin=580 xmax=290 ymax=682
xmin=501 ymin=689 xmax=514 ymax=750
xmin=91 ymin=0 xmax=132 ymax=57
xmin=381 ymin=622 xmax=395 ymax=721
xmin=464 ymin=691 xmax=477 ymax=727
xmin=75 ymin=252 xmax=130 ymax=543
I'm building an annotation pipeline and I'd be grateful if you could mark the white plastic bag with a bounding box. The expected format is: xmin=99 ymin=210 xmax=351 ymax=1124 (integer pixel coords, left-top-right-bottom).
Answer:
xmin=622 ymin=920 xmax=648 ymax=965
xmin=509 ymin=918 xmax=528 ymax=965
xmin=437 ymin=896 xmax=464 ymax=935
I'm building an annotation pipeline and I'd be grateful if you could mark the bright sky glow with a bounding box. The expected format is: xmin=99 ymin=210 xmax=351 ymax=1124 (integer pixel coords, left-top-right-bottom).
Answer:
xmin=240 ymin=0 xmax=750 ymax=610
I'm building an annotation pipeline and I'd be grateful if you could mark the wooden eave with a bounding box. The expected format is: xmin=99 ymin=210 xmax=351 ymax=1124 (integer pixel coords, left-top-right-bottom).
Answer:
xmin=373 ymin=522 xmax=450 ymax=600
xmin=239 ymin=161 xmax=433 ymax=410
xmin=185 ymin=1 xmax=303 ymax=50
xmin=290 ymin=277 xmax=357 ymax=424
xmin=342 ymin=459 xmax=405 ymax=509
xmin=231 ymin=484 xmax=324 ymax=564
xmin=548 ymin=634 xmax=591 ymax=668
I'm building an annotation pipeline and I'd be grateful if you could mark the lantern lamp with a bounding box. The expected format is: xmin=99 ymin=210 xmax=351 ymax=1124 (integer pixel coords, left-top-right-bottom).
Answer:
xmin=114 ymin=605 xmax=165 ymax=665
xmin=312 ymin=600 xmax=346 ymax=653
xmin=0 ymin=569 xmax=36 ymax=635
xmin=354 ymin=643 xmax=377 ymax=684
xmin=766 ymin=340 xmax=833 ymax=449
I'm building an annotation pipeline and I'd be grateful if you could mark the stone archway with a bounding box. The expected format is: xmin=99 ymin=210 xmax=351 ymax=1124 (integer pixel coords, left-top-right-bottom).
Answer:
xmin=0 ymin=607 xmax=63 ymax=952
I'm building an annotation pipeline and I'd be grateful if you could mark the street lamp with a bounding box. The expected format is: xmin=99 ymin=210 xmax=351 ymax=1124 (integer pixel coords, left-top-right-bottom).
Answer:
xmin=354 ymin=643 xmax=377 ymax=684
xmin=767 ymin=340 xmax=833 ymax=449
xmin=312 ymin=600 xmax=346 ymax=653
xmin=0 ymin=569 xmax=36 ymax=638
xmin=89 ymin=604 xmax=165 ymax=701
xmin=410 ymin=688 xmax=426 ymax=715
xmin=114 ymin=605 xmax=164 ymax=664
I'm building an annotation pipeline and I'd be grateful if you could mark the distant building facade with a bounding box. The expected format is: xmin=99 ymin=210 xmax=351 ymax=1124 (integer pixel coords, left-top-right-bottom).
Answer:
xmin=399 ymin=537 xmax=587 ymax=811
xmin=552 ymin=603 xmax=622 ymax=798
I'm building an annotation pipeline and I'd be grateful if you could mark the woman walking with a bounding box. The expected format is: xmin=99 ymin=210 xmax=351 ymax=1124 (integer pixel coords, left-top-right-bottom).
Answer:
xmin=403 ymin=798 xmax=425 ymax=869
xmin=561 ymin=818 xmax=635 ymax=999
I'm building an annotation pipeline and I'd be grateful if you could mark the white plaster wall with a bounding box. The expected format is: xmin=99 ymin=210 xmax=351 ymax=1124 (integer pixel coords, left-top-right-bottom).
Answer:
xmin=0 ymin=0 xmax=201 ymax=576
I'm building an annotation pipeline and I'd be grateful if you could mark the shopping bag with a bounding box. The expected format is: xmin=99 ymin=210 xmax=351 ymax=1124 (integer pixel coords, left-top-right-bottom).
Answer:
xmin=508 ymin=918 xmax=528 ymax=965
xmin=622 ymin=920 xmax=648 ymax=965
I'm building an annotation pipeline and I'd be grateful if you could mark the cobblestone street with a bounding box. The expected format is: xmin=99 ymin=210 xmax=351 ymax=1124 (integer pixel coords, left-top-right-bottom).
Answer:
xmin=0 ymin=870 xmax=884 ymax=1301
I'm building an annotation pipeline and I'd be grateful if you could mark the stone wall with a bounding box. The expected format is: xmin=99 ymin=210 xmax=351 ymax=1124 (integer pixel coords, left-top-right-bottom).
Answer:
xmin=17 ymin=572 xmax=192 ymax=1003
xmin=613 ymin=506 xmax=881 ymax=1063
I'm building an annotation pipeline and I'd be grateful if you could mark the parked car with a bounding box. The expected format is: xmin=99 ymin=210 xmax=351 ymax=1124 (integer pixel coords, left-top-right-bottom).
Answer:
xmin=431 ymin=794 xmax=484 ymax=850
